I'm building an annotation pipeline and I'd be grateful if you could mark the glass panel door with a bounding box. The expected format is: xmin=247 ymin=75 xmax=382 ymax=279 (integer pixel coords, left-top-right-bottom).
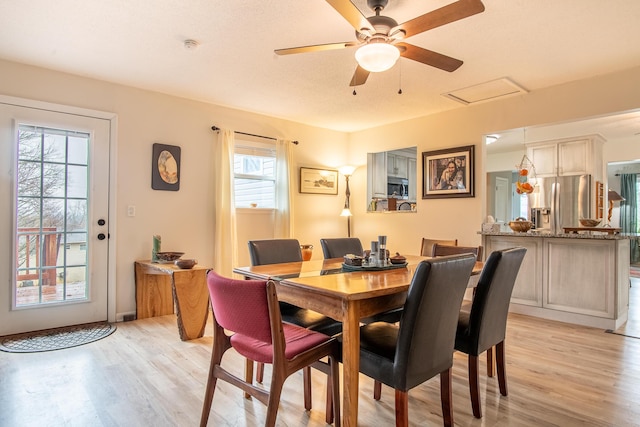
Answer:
xmin=0 ymin=102 xmax=111 ymax=335
xmin=15 ymin=125 xmax=90 ymax=307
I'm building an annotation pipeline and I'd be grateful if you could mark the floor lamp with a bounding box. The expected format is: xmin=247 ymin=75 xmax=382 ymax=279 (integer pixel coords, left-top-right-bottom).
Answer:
xmin=339 ymin=166 xmax=356 ymax=237
xmin=608 ymin=189 xmax=625 ymax=225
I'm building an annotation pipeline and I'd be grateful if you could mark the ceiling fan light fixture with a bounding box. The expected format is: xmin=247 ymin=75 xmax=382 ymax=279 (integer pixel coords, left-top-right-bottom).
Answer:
xmin=355 ymin=42 xmax=400 ymax=72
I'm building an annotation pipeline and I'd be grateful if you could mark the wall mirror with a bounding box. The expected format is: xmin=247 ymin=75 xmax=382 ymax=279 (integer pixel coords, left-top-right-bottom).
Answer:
xmin=366 ymin=147 xmax=417 ymax=212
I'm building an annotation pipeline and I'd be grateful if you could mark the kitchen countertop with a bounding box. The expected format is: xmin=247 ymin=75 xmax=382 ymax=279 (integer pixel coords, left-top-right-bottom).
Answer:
xmin=478 ymin=230 xmax=630 ymax=240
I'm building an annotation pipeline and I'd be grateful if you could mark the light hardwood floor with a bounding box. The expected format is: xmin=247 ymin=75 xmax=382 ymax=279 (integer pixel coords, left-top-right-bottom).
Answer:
xmin=1 ymin=283 xmax=639 ymax=427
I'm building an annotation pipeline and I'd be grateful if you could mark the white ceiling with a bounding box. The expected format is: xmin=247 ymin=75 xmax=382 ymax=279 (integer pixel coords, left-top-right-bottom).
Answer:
xmin=1 ymin=0 xmax=639 ymax=139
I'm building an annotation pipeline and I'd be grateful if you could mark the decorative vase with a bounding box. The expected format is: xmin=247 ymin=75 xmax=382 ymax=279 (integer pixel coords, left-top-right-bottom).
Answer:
xmin=300 ymin=244 xmax=313 ymax=261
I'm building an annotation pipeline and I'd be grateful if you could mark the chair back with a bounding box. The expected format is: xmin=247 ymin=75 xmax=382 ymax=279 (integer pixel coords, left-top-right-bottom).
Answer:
xmin=320 ymin=238 xmax=364 ymax=259
xmin=206 ymin=270 xmax=273 ymax=344
xmin=248 ymin=239 xmax=302 ymax=266
xmin=461 ymin=247 xmax=526 ymax=354
xmin=432 ymin=243 xmax=483 ymax=261
xmin=395 ymin=254 xmax=476 ymax=390
xmin=420 ymin=238 xmax=457 ymax=256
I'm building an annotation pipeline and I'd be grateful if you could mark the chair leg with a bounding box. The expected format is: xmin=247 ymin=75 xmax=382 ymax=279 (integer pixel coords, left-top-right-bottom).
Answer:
xmin=496 ymin=341 xmax=508 ymax=396
xmin=440 ymin=368 xmax=454 ymax=427
xmin=374 ymin=380 xmax=382 ymax=400
xmin=329 ymin=356 xmax=341 ymax=427
xmin=468 ymin=354 xmax=482 ymax=418
xmin=257 ymin=362 xmax=265 ymax=383
xmin=325 ymin=373 xmax=333 ymax=424
xmin=265 ymin=375 xmax=284 ymax=427
xmin=303 ymin=366 xmax=312 ymax=410
xmin=201 ymin=333 xmax=227 ymax=427
xmin=394 ymin=389 xmax=409 ymax=427
xmin=486 ymin=346 xmax=495 ymax=377
xmin=244 ymin=358 xmax=254 ymax=399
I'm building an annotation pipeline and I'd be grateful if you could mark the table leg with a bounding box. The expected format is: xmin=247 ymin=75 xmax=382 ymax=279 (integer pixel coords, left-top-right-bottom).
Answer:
xmin=172 ymin=269 xmax=210 ymax=341
xmin=342 ymin=300 xmax=361 ymax=427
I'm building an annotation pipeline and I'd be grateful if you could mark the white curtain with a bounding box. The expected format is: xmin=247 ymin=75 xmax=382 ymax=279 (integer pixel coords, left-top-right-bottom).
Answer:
xmin=274 ymin=139 xmax=294 ymax=238
xmin=213 ymin=129 xmax=238 ymax=277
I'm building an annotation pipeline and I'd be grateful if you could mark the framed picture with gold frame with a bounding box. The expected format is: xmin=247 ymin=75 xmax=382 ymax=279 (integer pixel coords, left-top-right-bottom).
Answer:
xmin=299 ymin=167 xmax=338 ymax=195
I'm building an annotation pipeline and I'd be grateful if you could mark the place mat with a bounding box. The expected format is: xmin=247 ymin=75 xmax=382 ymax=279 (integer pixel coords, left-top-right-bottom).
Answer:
xmin=0 ymin=322 xmax=116 ymax=353
xmin=342 ymin=262 xmax=408 ymax=271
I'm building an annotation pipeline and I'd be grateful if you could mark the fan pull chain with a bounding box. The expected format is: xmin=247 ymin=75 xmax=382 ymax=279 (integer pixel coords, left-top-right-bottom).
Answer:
xmin=398 ymin=59 xmax=403 ymax=94
xmin=353 ymin=89 xmax=357 ymax=96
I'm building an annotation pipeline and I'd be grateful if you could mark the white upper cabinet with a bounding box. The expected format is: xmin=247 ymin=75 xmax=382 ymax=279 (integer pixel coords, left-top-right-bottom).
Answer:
xmin=387 ymin=153 xmax=408 ymax=178
xmin=526 ymin=135 xmax=605 ymax=180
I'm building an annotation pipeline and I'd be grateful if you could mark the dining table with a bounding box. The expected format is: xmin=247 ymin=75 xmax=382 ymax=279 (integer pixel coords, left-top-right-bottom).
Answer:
xmin=233 ymin=254 xmax=483 ymax=427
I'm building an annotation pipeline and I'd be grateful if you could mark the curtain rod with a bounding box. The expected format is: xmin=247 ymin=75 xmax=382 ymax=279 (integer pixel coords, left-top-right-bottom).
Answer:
xmin=211 ymin=126 xmax=299 ymax=145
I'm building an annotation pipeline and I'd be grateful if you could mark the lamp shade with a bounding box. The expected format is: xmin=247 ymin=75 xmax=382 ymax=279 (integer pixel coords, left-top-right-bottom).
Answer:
xmin=355 ymin=42 xmax=400 ymax=72
xmin=340 ymin=208 xmax=353 ymax=217
xmin=608 ymin=189 xmax=625 ymax=202
xmin=339 ymin=165 xmax=356 ymax=176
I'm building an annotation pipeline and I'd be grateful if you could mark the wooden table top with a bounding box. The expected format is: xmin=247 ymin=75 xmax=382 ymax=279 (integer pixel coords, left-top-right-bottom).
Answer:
xmin=234 ymin=255 xmax=483 ymax=300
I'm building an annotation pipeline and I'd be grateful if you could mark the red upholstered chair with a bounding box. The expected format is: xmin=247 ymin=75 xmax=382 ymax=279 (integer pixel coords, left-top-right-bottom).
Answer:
xmin=248 ymin=238 xmax=342 ymax=418
xmin=200 ymin=270 xmax=341 ymax=427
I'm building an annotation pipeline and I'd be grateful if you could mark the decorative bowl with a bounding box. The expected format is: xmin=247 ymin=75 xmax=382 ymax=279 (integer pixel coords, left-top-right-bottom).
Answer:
xmin=389 ymin=253 xmax=407 ymax=264
xmin=155 ymin=251 xmax=184 ymax=262
xmin=343 ymin=254 xmax=363 ymax=266
xmin=175 ymin=258 xmax=197 ymax=269
xmin=579 ymin=218 xmax=601 ymax=227
xmin=508 ymin=218 xmax=533 ymax=233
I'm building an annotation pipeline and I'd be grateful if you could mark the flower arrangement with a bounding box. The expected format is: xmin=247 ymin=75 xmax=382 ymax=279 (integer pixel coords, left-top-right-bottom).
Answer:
xmin=515 ymin=155 xmax=537 ymax=194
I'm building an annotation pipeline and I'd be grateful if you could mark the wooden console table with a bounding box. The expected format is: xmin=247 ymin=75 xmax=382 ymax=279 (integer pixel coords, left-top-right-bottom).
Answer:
xmin=134 ymin=260 xmax=209 ymax=341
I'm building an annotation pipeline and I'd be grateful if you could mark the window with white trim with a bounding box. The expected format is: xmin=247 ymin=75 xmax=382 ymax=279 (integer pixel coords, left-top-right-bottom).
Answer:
xmin=234 ymin=141 xmax=276 ymax=208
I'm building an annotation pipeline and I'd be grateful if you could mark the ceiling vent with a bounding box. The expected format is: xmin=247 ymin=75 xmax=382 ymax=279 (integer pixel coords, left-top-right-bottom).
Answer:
xmin=442 ymin=77 xmax=527 ymax=105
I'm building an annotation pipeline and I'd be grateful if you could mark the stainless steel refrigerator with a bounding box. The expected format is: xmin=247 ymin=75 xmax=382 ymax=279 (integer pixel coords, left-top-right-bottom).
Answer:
xmin=527 ymin=174 xmax=591 ymax=234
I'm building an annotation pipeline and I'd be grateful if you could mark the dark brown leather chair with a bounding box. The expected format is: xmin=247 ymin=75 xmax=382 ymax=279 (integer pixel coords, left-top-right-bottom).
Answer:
xmin=420 ymin=238 xmax=458 ymax=257
xmin=432 ymin=243 xmax=483 ymax=261
xmin=247 ymin=239 xmax=341 ymax=420
xmin=345 ymin=254 xmax=476 ymax=427
xmin=320 ymin=237 xmax=363 ymax=259
xmin=200 ymin=271 xmax=340 ymax=427
xmin=455 ymin=247 xmax=526 ymax=418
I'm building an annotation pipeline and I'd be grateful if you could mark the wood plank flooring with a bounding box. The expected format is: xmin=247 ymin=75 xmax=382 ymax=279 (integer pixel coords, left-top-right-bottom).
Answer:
xmin=1 ymin=282 xmax=639 ymax=426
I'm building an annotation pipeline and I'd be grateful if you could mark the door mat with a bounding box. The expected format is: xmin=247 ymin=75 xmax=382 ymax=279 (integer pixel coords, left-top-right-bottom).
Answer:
xmin=0 ymin=322 xmax=116 ymax=353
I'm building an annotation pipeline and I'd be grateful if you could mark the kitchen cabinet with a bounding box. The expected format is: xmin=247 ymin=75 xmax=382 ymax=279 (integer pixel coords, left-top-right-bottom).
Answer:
xmin=482 ymin=233 xmax=629 ymax=330
xmin=387 ymin=153 xmax=408 ymax=178
xmin=408 ymin=158 xmax=417 ymax=200
xmin=526 ymin=134 xmax=604 ymax=180
xmin=367 ymin=152 xmax=387 ymax=199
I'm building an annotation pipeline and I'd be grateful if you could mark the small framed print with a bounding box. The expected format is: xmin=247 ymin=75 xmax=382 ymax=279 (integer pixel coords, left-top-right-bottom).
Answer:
xmin=299 ymin=167 xmax=338 ymax=195
xmin=422 ymin=145 xmax=474 ymax=199
xmin=152 ymin=143 xmax=181 ymax=191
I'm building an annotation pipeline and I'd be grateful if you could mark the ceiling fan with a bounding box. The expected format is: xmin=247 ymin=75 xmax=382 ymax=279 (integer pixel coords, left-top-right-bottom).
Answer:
xmin=275 ymin=0 xmax=485 ymax=87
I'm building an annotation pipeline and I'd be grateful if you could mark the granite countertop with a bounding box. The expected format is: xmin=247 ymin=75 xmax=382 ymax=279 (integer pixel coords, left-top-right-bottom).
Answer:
xmin=478 ymin=231 xmax=630 ymax=240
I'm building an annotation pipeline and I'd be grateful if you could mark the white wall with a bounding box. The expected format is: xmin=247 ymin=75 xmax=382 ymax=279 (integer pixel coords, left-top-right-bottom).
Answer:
xmin=1 ymin=57 xmax=639 ymax=319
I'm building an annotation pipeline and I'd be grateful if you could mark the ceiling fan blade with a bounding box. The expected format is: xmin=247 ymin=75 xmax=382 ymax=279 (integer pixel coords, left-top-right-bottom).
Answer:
xmin=392 ymin=0 xmax=485 ymax=39
xmin=349 ymin=65 xmax=370 ymax=87
xmin=397 ymin=42 xmax=463 ymax=72
xmin=275 ymin=41 xmax=357 ymax=56
xmin=326 ymin=0 xmax=374 ymax=33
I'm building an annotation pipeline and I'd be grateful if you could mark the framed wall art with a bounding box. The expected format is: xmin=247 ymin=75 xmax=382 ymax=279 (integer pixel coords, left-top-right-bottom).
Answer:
xmin=299 ymin=167 xmax=338 ymax=195
xmin=152 ymin=143 xmax=181 ymax=191
xmin=422 ymin=145 xmax=474 ymax=199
